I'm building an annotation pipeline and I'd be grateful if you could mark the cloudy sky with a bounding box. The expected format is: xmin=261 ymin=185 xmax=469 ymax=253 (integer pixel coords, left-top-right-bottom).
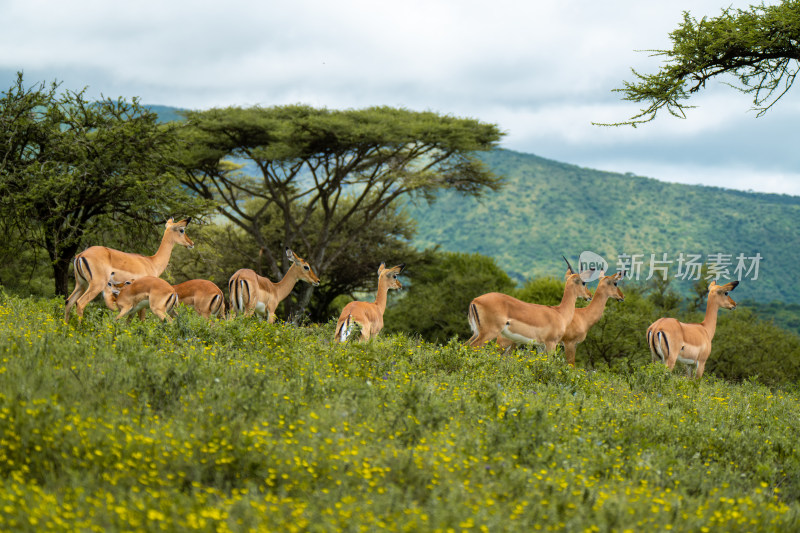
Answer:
xmin=2 ymin=0 xmax=798 ymax=195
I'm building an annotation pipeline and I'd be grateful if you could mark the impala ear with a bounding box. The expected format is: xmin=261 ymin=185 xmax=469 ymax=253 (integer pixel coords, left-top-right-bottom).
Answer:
xmin=722 ymin=280 xmax=740 ymax=292
xmin=184 ymin=217 xmax=191 ymax=225
xmin=396 ymin=263 xmax=406 ymax=273
xmin=709 ymin=280 xmax=718 ymax=288
xmin=378 ymin=262 xmax=386 ymax=275
xmin=166 ymin=217 xmax=174 ymax=226
xmin=579 ymin=270 xmax=594 ymax=283
xmin=285 ymin=247 xmax=295 ymax=261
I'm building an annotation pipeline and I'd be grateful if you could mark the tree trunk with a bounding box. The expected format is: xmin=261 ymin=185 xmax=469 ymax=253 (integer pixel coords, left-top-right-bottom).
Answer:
xmin=53 ymin=257 xmax=71 ymax=297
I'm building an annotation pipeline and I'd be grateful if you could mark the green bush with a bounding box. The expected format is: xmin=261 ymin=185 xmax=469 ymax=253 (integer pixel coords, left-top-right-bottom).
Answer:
xmin=384 ymin=251 xmax=516 ymax=343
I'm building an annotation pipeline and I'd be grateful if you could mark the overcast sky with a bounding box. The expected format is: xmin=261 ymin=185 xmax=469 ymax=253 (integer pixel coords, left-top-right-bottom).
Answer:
xmin=2 ymin=0 xmax=798 ymax=195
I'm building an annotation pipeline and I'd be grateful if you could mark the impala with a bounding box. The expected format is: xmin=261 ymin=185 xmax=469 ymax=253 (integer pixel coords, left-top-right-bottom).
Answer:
xmin=334 ymin=263 xmax=405 ymax=343
xmin=172 ymin=279 xmax=226 ymax=319
xmin=228 ymin=248 xmax=320 ymax=322
xmin=559 ymin=271 xmax=625 ymax=366
xmin=467 ymin=257 xmax=592 ymax=352
xmin=497 ymin=270 xmax=625 ymax=363
xmin=65 ymin=217 xmax=194 ymax=321
xmin=103 ymin=273 xmax=179 ymax=322
xmin=647 ymin=280 xmax=739 ymax=379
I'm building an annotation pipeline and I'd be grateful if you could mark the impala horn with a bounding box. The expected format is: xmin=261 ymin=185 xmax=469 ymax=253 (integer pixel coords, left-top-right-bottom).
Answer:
xmin=562 ymin=255 xmax=576 ymax=275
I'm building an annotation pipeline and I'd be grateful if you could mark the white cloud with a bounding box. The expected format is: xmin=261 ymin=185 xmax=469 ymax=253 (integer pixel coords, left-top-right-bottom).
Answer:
xmin=1 ymin=0 xmax=797 ymax=196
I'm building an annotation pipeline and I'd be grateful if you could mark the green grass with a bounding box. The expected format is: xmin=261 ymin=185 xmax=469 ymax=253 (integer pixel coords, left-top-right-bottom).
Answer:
xmin=1 ymin=294 xmax=799 ymax=531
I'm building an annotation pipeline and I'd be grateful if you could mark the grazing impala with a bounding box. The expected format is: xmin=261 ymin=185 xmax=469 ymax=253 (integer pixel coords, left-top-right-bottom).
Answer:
xmin=65 ymin=217 xmax=194 ymax=321
xmin=228 ymin=248 xmax=320 ymax=322
xmin=334 ymin=263 xmax=405 ymax=343
xmin=467 ymin=257 xmax=592 ymax=352
xmin=647 ymin=280 xmax=739 ymax=379
xmin=172 ymin=280 xmax=226 ymax=319
xmin=103 ymin=273 xmax=179 ymax=322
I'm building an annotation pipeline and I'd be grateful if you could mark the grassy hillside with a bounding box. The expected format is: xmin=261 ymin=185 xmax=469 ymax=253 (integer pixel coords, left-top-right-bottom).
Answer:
xmin=1 ymin=295 xmax=800 ymax=531
xmin=408 ymin=149 xmax=800 ymax=305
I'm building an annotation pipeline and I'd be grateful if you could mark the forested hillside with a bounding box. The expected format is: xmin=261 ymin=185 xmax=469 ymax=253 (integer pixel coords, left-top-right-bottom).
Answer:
xmin=408 ymin=149 xmax=800 ymax=305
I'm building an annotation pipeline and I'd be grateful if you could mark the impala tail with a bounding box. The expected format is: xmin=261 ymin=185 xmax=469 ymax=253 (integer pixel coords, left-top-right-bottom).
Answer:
xmin=74 ymin=255 xmax=93 ymax=284
xmin=166 ymin=292 xmax=179 ymax=316
xmin=647 ymin=328 xmax=670 ymax=362
xmin=336 ymin=314 xmax=354 ymax=343
xmin=468 ymin=302 xmax=481 ymax=339
xmin=210 ymin=293 xmax=226 ymax=319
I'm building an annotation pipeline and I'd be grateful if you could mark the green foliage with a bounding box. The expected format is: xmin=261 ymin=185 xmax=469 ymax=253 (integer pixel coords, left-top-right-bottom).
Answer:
xmin=581 ymin=286 xmax=658 ymax=371
xmin=0 ymin=73 xmax=211 ymax=296
xmin=513 ymin=276 xmax=567 ymax=306
xmin=384 ymin=251 xmax=516 ymax=343
xmin=604 ymin=0 xmax=800 ymax=125
xmin=1 ymin=295 xmax=800 ymax=531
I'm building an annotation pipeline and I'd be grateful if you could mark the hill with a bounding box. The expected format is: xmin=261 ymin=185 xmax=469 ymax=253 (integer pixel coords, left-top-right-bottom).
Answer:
xmin=407 ymin=149 xmax=800 ymax=306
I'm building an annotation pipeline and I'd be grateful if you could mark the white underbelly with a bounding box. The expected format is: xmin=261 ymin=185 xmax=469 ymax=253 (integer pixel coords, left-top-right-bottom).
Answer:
xmin=500 ymin=325 xmax=545 ymax=345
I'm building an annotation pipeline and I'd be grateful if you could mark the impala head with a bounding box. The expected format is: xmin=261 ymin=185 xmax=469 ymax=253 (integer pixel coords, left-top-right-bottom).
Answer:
xmin=562 ymin=256 xmax=592 ymax=301
xmin=708 ymin=280 xmax=739 ymax=310
xmin=166 ymin=217 xmax=194 ymax=249
xmin=378 ymin=262 xmax=405 ymax=290
xmin=106 ymin=272 xmax=133 ymax=298
xmin=286 ymin=247 xmax=320 ymax=286
xmin=594 ymin=270 xmax=625 ymax=302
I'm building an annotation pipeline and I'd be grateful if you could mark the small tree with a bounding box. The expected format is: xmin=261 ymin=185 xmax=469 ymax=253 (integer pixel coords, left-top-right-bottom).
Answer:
xmin=0 ymin=73 xmax=208 ymax=295
xmin=601 ymin=1 xmax=800 ymax=125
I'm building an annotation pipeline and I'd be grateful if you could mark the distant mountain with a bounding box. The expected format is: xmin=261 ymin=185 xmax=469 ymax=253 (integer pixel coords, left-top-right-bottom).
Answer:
xmin=407 ymin=149 xmax=799 ymax=306
xmin=147 ymin=105 xmax=187 ymax=123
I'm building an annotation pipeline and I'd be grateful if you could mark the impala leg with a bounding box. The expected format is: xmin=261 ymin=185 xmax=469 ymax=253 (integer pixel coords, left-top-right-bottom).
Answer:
xmin=695 ymin=360 xmax=706 ymax=380
xmin=358 ymin=321 xmax=373 ymax=342
xmin=64 ymin=282 xmax=86 ymax=321
xmin=563 ymin=342 xmax=578 ymax=367
xmin=74 ymin=283 xmax=105 ymax=320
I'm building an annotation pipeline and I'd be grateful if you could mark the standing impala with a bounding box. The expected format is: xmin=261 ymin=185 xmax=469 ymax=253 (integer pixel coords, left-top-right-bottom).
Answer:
xmin=467 ymin=257 xmax=592 ymax=352
xmin=559 ymin=271 xmax=625 ymax=366
xmin=172 ymin=279 xmax=226 ymax=319
xmin=228 ymin=248 xmax=320 ymax=322
xmin=497 ymin=270 xmax=625 ymax=364
xmin=647 ymin=280 xmax=739 ymax=379
xmin=103 ymin=273 xmax=179 ymax=322
xmin=65 ymin=217 xmax=194 ymax=321
xmin=334 ymin=263 xmax=405 ymax=343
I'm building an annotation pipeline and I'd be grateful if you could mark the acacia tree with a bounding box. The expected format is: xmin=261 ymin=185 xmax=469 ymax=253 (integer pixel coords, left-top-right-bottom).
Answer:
xmin=177 ymin=105 xmax=503 ymax=315
xmin=0 ymin=74 xmax=209 ymax=296
xmin=602 ymin=1 xmax=800 ymax=125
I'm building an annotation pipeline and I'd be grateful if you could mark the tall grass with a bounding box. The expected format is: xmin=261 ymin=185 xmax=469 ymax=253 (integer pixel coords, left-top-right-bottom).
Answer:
xmin=1 ymin=293 xmax=799 ymax=531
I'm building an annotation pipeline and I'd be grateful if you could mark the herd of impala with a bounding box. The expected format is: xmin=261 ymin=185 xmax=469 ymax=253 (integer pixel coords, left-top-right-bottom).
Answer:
xmin=63 ymin=218 xmax=740 ymax=379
